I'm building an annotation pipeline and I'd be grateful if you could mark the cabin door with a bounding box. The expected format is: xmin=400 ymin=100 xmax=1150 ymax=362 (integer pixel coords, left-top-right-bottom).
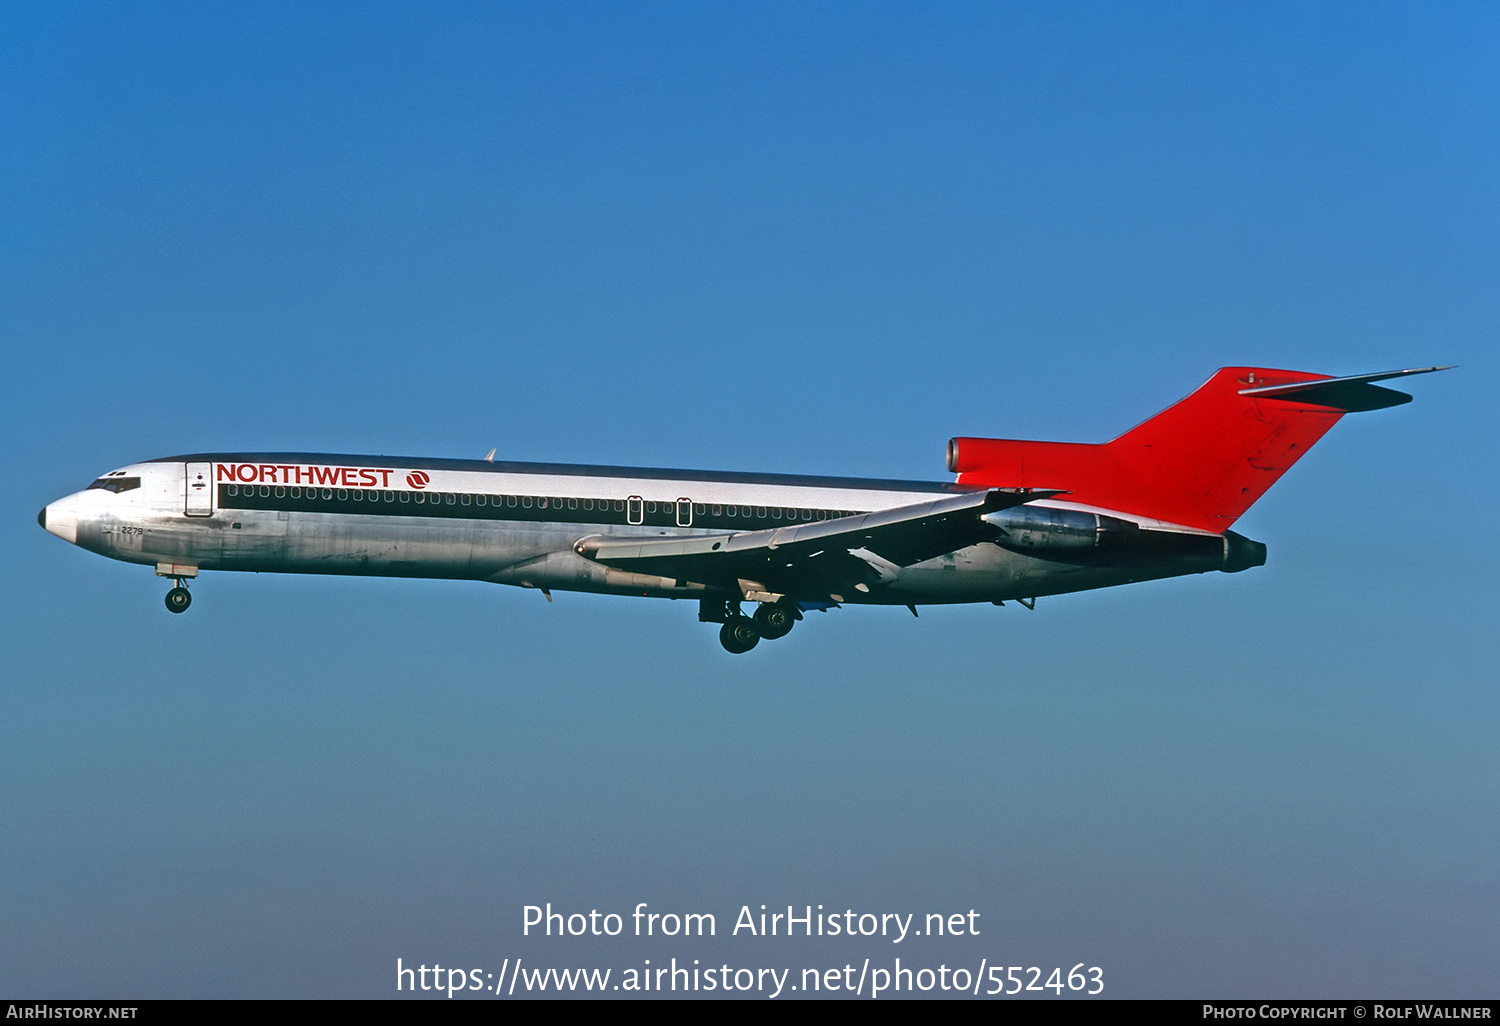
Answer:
xmin=185 ymin=462 xmax=214 ymax=516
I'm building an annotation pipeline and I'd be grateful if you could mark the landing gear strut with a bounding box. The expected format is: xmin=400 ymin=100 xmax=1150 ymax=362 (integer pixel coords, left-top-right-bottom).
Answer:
xmin=165 ymin=585 xmax=191 ymax=613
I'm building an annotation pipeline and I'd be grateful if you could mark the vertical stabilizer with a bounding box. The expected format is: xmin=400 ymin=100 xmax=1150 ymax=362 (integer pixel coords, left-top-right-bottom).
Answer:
xmin=948 ymin=366 xmax=1446 ymax=531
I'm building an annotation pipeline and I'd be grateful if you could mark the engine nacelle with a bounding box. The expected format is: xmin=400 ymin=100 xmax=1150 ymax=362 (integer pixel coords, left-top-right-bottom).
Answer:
xmin=986 ymin=505 xmax=1105 ymax=553
xmin=986 ymin=505 xmax=1266 ymax=572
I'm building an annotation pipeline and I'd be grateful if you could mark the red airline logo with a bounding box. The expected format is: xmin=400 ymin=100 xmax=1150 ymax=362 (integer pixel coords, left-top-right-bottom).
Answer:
xmin=406 ymin=471 xmax=430 ymax=489
xmin=217 ymin=463 xmax=396 ymax=488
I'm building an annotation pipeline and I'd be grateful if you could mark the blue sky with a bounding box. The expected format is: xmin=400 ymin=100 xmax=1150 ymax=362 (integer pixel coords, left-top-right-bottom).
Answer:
xmin=3 ymin=2 xmax=1496 ymax=998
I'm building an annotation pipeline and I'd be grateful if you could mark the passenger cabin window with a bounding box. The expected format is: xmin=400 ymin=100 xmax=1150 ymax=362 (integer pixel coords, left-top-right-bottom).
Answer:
xmin=87 ymin=477 xmax=141 ymax=493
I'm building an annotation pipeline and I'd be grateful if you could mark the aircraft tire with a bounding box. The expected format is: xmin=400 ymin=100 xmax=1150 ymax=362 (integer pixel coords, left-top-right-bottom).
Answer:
xmin=719 ymin=616 xmax=759 ymax=654
xmin=754 ymin=602 xmax=796 ymax=640
xmin=165 ymin=587 xmax=191 ymax=613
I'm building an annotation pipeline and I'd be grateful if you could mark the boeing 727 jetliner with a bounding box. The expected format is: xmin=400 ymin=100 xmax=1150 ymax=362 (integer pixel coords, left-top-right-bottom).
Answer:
xmin=39 ymin=366 xmax=1446 ymax=653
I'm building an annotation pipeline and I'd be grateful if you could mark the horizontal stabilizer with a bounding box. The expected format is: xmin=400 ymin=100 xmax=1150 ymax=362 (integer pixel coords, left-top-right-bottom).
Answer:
xmin=1237 ymin=366 xmax=1453 ymax=412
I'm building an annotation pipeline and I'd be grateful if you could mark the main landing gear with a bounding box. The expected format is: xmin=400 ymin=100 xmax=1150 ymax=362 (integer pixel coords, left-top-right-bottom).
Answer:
xmin=702 ymin=597 xmax=802 ymax=654
xmin=165 ymin=585 xmax=192 ymax=613
xmin=753 ymin=601 xmax=796 ymax=640
xmin=719 ymin=615 xmax=760 ymax=654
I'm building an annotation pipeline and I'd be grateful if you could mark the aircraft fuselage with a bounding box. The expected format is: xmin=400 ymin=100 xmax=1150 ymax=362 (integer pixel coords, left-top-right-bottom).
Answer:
xmin=39 ymin=452 xmax=1251 ymax=615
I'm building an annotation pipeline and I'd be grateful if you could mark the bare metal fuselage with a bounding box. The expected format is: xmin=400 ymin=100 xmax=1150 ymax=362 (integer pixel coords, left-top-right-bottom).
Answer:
xmin=40 ymin=452 xmax=1252 ymax=611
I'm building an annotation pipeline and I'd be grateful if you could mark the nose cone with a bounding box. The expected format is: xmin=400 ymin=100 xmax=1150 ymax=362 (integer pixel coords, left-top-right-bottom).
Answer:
xmin=40 ymin=494 xmax=79 ymax=544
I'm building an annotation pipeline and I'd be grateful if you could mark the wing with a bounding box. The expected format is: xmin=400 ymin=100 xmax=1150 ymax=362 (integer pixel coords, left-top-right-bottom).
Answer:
xmin=574 ymin=488 xmax=1063 ymax=600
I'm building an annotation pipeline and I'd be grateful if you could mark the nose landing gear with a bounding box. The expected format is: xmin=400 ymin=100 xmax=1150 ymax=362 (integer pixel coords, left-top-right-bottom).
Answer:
xmin=165 ymin=585 xmax=192 ymax=613
xmin=155 ymin=563 xmax=198 ymax=614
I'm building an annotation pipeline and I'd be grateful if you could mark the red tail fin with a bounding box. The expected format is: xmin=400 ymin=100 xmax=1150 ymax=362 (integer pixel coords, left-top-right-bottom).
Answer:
xmin=947 ymin=366 xmax=1443 ymax=532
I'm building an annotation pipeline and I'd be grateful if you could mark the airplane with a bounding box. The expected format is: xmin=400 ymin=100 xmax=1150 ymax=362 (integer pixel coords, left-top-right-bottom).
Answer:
xmin=38 ymin=365 xmax=1447 ymax=653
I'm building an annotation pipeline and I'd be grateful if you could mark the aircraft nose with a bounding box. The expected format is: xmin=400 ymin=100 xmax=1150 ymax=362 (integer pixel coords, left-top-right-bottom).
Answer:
xmin=39 ymin=495 xmax=79 ymax=545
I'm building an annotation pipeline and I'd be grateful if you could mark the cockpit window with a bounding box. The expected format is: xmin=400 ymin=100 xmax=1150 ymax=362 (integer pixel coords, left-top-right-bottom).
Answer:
xmin=87 ymin=476 xmax=141 ymax=493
